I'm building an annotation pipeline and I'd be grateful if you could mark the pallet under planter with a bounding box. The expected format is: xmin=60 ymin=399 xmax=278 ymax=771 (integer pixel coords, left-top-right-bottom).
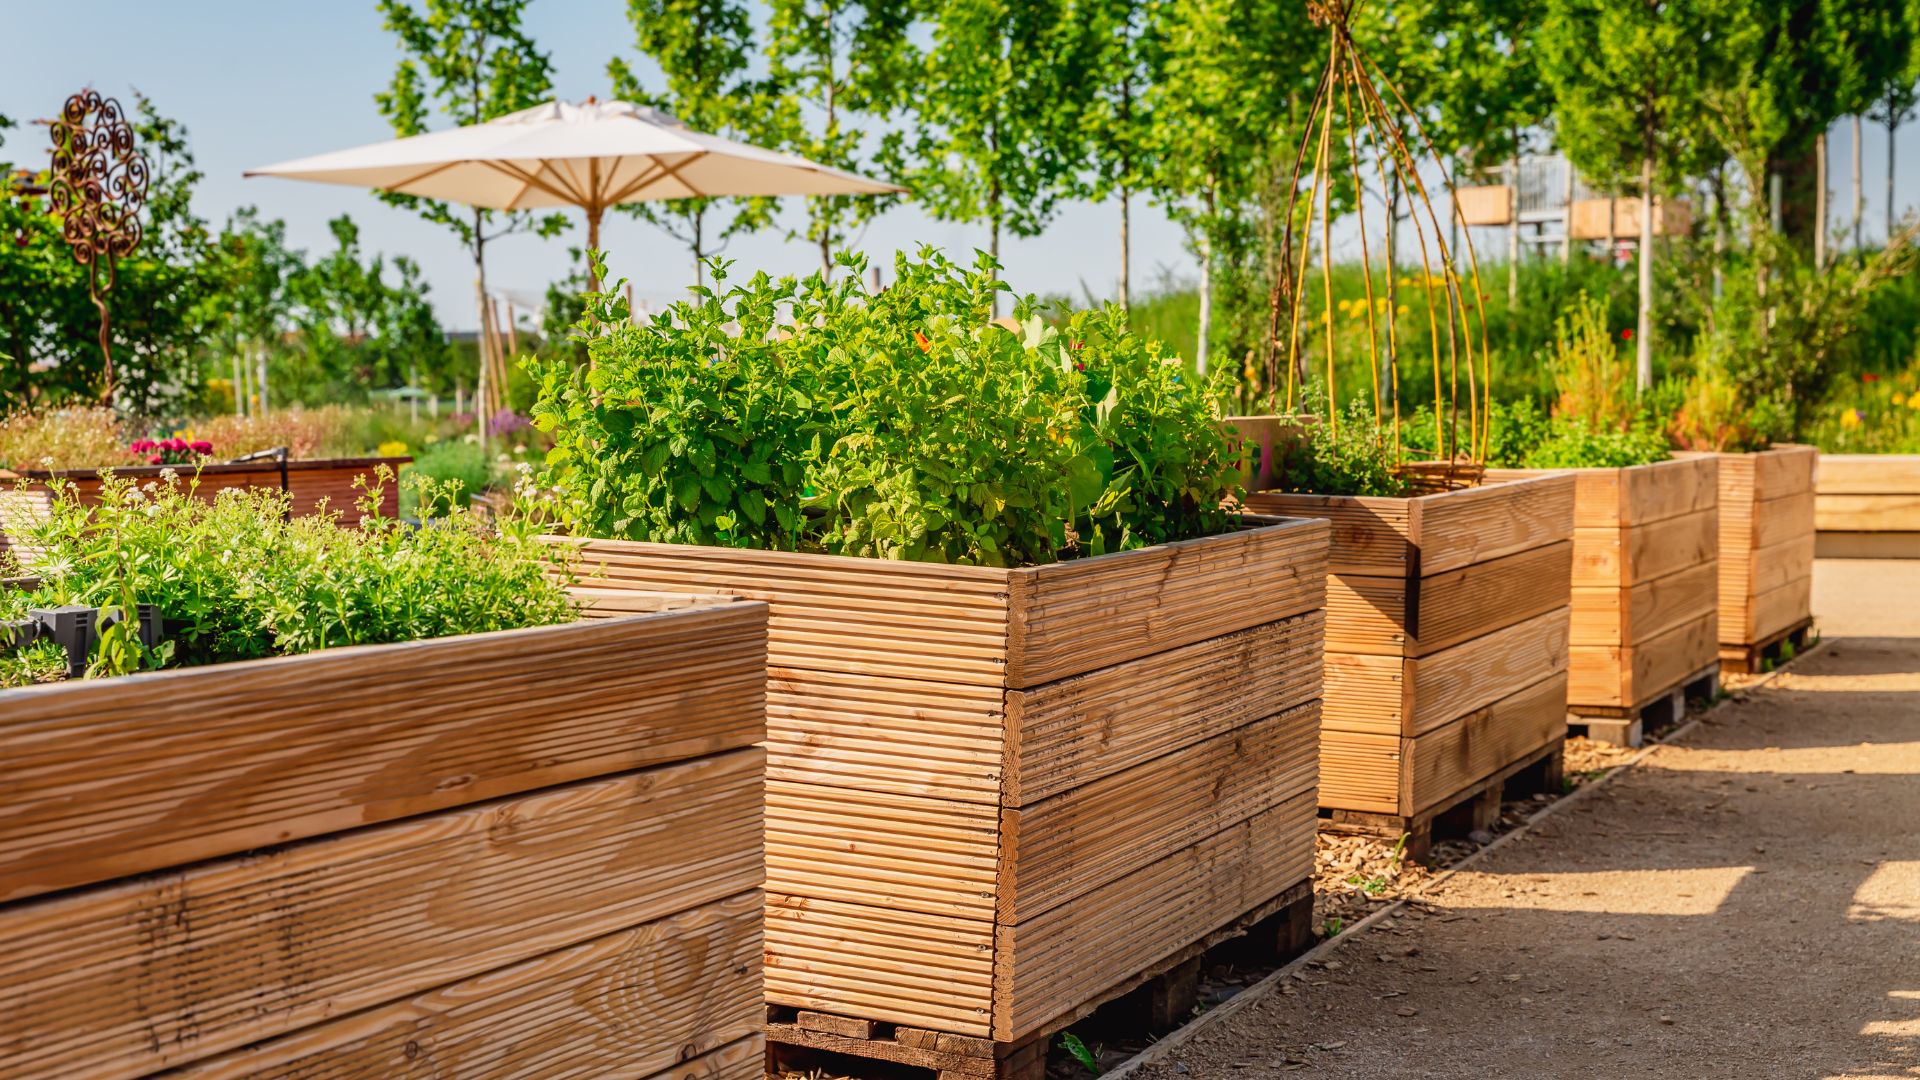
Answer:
xmin=561 ymin=518 xmax=1331 ymax=1050
xmin=1815 ymin=453 xmax=1920 ymax=559
xmin=0 ymin=594 xmax=769 ymax=1079
xmin=1487 ymin=457 xmax=1721 ymax=747
xmin=1247 ymin=473 xmax=1575 ymax=838
xmin=1678 ymin=445 xmax=1817 ymax=674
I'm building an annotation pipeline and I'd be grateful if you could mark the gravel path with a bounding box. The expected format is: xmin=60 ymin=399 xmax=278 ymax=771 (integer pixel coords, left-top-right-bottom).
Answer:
xmin=1132 ymin=561 xmax=1920 ymax=1079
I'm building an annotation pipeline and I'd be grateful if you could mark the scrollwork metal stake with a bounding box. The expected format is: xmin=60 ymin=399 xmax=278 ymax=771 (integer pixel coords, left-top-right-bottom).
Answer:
xmin=48 ymin=90 xmax=148 ymax=404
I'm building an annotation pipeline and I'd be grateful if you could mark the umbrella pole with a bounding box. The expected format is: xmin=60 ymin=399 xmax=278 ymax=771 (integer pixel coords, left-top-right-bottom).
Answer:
xmin=587 ymin=207 xmax=603 ymax=295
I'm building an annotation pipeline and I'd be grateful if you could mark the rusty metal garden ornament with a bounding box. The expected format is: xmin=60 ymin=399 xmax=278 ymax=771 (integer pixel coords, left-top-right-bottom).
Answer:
xmin=48 ymin=90 xmax=148 ymax=403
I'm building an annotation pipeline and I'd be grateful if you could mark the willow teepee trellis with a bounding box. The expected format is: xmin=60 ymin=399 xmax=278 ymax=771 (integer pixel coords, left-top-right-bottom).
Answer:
xmin=1264 ymin=1 xmax=1495 ymax=486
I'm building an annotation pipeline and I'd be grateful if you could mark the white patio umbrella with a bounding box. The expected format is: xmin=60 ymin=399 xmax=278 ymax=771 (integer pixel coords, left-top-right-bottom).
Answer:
xmin=245 ymin=97 xmax=902 ymax=291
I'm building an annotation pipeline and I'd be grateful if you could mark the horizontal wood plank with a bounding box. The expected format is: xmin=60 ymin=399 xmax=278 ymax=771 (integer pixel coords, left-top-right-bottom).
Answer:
xmin=1408 ymin=673 xmax=1567 ymax=814
xmin=1007 ymin=518 xmax=1329 ymax=686
xmin=1000 ymin=703 xmax=1319 ymax=924
xmin=0 ymin=606 xmax=767 ymax=903
xmin=1318 ymin=729 xmax=1403 ymax=814
xmin=1242 ymin=492 xmax=1413 ymax=574
xmin=1003 ymin=612 xmax=1324 ymax=806
xmin=1816 ymin=454 xmax=1920 ymax=495
xmin=765 ymin=892 xmax=997 ymax=1037
xmin=1411 ymin=472 xmax=1575 ymax=575
xmin=1816 ymin=493 xmax=1920 ymax=532
xmin=1406 ymin=607 xmax=1571 ymax=736
xmin=0 ymin=750 xmax=764 ymax=1079
xmin=178 ymin=892 xmax=762 ymax=1079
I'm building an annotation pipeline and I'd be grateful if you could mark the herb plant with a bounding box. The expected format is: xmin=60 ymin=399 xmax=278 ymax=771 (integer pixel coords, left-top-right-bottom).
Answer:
xmin=1265 ymin=400 xmax=1409 ymax=498
xmin=529 ymin=249 xmax=1241 ymax=566
xmin=0 ymin=469 xmax=573 ymax=685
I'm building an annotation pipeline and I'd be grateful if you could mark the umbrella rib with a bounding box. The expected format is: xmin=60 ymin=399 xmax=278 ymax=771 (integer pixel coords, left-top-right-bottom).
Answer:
xmin=652 ymin=152 xmax=710 ymax=198
xmin=604 ymin=160 xmax=671 ymax=205
xmin=380 ymin=159 xmax=466 ymax=193
xmin=483 ymin=159 xmax=583 ymax=206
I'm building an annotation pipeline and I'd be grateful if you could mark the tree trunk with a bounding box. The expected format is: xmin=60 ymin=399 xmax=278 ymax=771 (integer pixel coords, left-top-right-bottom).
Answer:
xmin=1891 ymin=117 xmax=1901 ymax=240
xmin=1119 ymin=186 xmax=1131 ymax=316
xmin=1852 ymin=114 xmax=1864 ymax=251
xmin=473 ymin=209 xmax=490 ymax=457
xmin=1561 ymin=159 xmax=1575 ymax=265
xmin=1814 ymin=131 xmax=1828 ymax=268
xmin=257 ymin=342 xmax=270 ymax=416
xmin=1507 ymin=148 xmax=1519 ymax=307
xmin=1711 ymin=166 xmax=1726 ymax=300
xmin=693 ymin=208 xmax=707 ymax=290
xmin=1636 ymin=152 xmax=1653 ymax=392
xmin=232 ymin=349 xmax=246 ymax=417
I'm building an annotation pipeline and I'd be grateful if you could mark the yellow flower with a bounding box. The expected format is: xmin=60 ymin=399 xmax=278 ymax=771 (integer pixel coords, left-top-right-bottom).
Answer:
xmin=1396 ymin=304 xmax=1410 ymax=317
xmin=1841 ymin=410 xmax=1863 ymax=428
xmin=377 ymin=440 xmax=410 ymax=457
xmin=1896 ymin=392 xmax=1908 ymax=406
xmin=1909 ymin=394 xmax=1920 ymax=411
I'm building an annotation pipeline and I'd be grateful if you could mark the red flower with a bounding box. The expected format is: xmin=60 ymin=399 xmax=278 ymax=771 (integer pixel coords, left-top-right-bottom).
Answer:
xmin=147 ymin=454 xmax=164 ymax=465
xmin=191 ymin=440 xmax=213 ymax=454
xmin=1620 ymin=328 xmax=1634 ymax=342
xmin=913 ymin=331 xmax=931 ymax=352
xmin=1863 ymin=373 xmax=1881 ymax=382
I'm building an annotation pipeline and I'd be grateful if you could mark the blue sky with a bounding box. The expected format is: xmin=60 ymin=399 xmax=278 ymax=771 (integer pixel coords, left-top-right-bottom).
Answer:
xmin=4 ymin=1 xmax=1916 ymax=330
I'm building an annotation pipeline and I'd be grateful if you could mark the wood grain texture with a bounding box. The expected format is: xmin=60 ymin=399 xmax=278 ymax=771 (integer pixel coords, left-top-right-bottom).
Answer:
xmin=178 ymin=892 xmax=762 ymax=1080
xmin=764 ymin=891 xmax=997 ymax=1036
xmin=1004 ymin=517 xmax=1328 ymax=686
xmin=1572 ymin=507 xmax=1717 ymax=588
xmin=1242 ymin=492 xmax=1413 ymax=574
xmin=765 ymin=780 xmax=1001 ymax=921
xmin=1410 ymin=472 xmax=1576 ymax=575
xmin=1002 ymin=611 xmax=1323 ymax=806
xmin=1816 ymin=493 xmax=1920 ymax=532
xmin=1407 ymin=540 xmax=1573 ymax=656
xmin=1407 ymin=673 xmax=1567 ymax=814
xmin=0 ymin=750 xmax=764 ymax=1079
xmin=993 ymin=791 xmax=1318 ymax=1041
xmin=1318 ymin=729 xmax=1403 ymax=814
xmin=1817 ymin=454 xmax=1920 ymax=495
xmin=1405 ymin=606 xmax=1571 ymax=736
xmin=0 ymin=605 xmax=768 ymax=903
xmin=1569 ymin=559 xmax=1718 ymax=647
xmin=1705 ymin=447 xmax=1816 ymax=651
xmin=1568 ymin=612 xmax=1718 ymax=709
xmin=0 ymin=458 xmax=409 ymax=520
xmin=1000 ymin=702 xmax=1319 ymax=924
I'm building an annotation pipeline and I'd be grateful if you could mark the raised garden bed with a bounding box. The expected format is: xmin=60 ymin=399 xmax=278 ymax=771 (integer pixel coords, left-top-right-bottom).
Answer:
xmin=1 ymin=455 xmax=412 ymax=518
xmin=1814 ymin=453 xmax=1920 ymax=559
xmin=559 ymin=517 xmax=1330 ymax=1053
xmin=1679 ymin=445 xmax=1817 ymax=673
xmin=1487 ymin=456 xmax=1720 ymax=746
xmin=1246 ymin=472 xmax=1574 ymax=856
xmin=0 ymin=594 xmax=768 ymax=1079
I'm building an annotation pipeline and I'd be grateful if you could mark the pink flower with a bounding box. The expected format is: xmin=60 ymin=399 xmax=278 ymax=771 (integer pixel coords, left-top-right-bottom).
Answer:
xmin=191 ymin=440 xmax=213 ymax=455
xmin=147 ymin=454 xmax=164 ymax=465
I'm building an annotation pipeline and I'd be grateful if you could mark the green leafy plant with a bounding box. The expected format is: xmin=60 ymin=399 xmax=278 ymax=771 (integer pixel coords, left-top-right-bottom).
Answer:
xmin=1059 ymin=1032 xmax=1102 ymax=1075
xmin=0 ymin=468 xmax=572 ymax=685
xmin=530 ymin=248 xmax=1241 ymax=566
xmin=1324 ymin=916 xmax=1345 ymax=937
xmin=1266 ymin=400 xmax=1408 ymax=498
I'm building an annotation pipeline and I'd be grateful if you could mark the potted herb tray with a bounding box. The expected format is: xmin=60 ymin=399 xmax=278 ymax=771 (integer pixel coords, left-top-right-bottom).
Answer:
xmin=0 ymin=595 xmax=768 ymax=1079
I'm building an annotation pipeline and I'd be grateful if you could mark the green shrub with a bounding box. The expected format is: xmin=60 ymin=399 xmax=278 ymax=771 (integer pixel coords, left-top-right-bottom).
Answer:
xmin=1266 ymin=401 xmax=1409 ymax=498
xmin=404 ymin=439 xmax=493 ymax=517
xmin=529 ymin=249 xmax=1242 ymax=566
xmin=0 ymin=470 xmax=572 ymax=684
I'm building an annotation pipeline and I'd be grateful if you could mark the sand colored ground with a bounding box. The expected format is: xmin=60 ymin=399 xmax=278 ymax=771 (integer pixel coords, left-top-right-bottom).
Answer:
xmin=1133 ymin=560 xmax=1920 ymax=1079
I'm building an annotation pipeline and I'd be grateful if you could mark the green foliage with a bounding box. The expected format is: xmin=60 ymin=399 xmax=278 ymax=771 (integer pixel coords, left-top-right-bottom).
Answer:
xmin=531 ymin=249 xmax=1241 ymax=566
xmin=1060 ymin=1032 xmax=1102 ymax=1075
xmin=761 ymin=0 xmax=916 ymax=275
xmin=375 ymin=0 xmax=568 ymax=257
xmin=610 ymin=0 xmax=775 ymax=279
xmin=1 ymin=470 xmax=571 ymax=686
xmin=405 ymin=439 xmax=492 ymax=517
xmin=1268 ymin=401 xmax=1409 ymax=499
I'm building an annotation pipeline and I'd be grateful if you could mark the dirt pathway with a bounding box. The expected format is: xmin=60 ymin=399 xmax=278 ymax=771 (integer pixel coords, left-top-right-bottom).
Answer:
xmin=1133 ymin=563 xmax=1920 ymax=1080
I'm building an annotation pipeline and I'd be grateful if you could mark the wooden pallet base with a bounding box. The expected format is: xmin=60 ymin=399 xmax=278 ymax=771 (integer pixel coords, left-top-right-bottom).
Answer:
xmin=765 ymin=879 xmax=1316 ymax=1079
xmin=1719 ymin=617 xmax=1815 ymax=676
xmin=1319 ymin=739 xmax=1564 ymax=865
xmin=1568 ymin=663 xmax=1721 ymax=748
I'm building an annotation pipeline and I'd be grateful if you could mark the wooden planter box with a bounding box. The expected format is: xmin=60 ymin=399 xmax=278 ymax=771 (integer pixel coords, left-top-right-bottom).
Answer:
xmin=560 ymin=519 xmax=1330 ymax=1049
xmin=1681 ymin=446 xmax=1817 ymax=672
xmin=1815 ymin=454 xmax=1920 ymax=558
xmin=1487 ymin=458 xmax=1720 ymax=736
xmin=1 ymin=455 xmax=410 ymax=521
xmin=1246 ymin=474 xmax=1574 ymax=833
xmin=0 ymin=595 xmax=769 ymax=1079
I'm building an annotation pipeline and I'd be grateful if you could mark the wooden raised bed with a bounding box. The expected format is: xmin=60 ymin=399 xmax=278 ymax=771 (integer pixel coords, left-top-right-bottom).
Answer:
xmin=560 ymin=517 xmax=1331 ymax=1056
xmin=1487 ymin=457 xmax=1720 ymax=745
xmin=1815 ymin=453 xmax=1920 ymax=559
xmin=1246 ymin=473 xmax=1574 ymax=849
xmin=1680 ymin=445 xmax=1817 ymax=673
xmin=1 ymin=455 xmax=412 ymax=520
xmin=0 ymin=594 xmax=769 ymax=1079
